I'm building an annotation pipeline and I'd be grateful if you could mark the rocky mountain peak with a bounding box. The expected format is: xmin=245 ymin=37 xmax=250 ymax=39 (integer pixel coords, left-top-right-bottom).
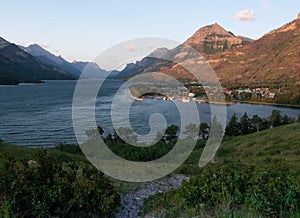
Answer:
xmin=0 ymin=37 xmax=10 ymax=50
xmin=185 ymin=23 xmax=228 ymax=45
xmin=24 ymin=44 xmax=50 ymax=57
xmin=184 ymin=23 xmax=245 ymax=54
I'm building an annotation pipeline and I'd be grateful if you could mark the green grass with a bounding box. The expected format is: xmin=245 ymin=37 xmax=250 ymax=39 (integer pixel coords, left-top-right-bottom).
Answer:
xmin=143 ymin=122 xmax=300 ymax=217
xmin=217 ymin=122 xmax=300 ymax=174
xmin=1 ymin=122 xmax=300 ymax=217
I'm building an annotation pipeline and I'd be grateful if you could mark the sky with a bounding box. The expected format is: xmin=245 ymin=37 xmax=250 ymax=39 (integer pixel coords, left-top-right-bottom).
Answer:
xmin=1 ymin=1 xmax=300 ymax=62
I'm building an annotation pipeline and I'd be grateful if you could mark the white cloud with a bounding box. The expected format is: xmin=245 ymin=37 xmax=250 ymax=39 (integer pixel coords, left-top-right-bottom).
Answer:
xmin=262 ymin=2 xmax=268 ymax=10
xmin=234 ymin=9 xmax=255 ymax=22
xmin=126 ymin=44 xmax=138 ymax=52
xmin=147 ymin=44 xmax=154 ymax=49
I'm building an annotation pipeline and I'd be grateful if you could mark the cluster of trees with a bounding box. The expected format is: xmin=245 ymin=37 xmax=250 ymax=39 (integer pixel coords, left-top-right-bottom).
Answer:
xmin=89 ymin=110 xmax=298 ymax=147
xmin=77 ymin=109 xmax=299 ymax=177
xmin=85 ymin=125 xmax=183 ymax=162
xmin=225 ymin=110 xmax=297 ymax=136
xmin=80 ymin=110 xmax=296 ymax=163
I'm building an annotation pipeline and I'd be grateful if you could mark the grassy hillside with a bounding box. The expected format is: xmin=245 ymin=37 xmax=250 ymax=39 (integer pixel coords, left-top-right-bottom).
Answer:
xmin=1 ymin=122 xmax=299 ymax=217
xmin=143 ymin=122 xmax=300 ymax=217
xmin=173 ymin=121 xmax=300 ymax=175
xmin=217 ymin=122 xmax=300 ymax=173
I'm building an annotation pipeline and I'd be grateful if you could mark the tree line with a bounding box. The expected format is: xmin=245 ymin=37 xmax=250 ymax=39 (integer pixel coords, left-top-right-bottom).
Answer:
xmin=225 ymin=110 xmax=298 ymax=136
xmin=81 ymin=110 xmax=299 ymax=162
xmin=87 ymin=110 xmax=298 ymax=144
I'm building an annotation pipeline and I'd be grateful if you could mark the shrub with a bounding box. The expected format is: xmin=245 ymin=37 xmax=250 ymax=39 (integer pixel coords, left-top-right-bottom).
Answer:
xmin=0 ymin=149 xmax=120 ymax=217
xmin=144 ymin=163 xmax=300 ymax=217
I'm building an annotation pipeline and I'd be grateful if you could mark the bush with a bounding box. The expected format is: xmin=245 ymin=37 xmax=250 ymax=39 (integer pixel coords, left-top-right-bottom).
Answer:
xmin=53 ymin=143 xmax=83 ymax=155
xmin=0 ymin=149 xmax=120 ymax=217
xmin=144 ymin=163 xmax=300 ymax=217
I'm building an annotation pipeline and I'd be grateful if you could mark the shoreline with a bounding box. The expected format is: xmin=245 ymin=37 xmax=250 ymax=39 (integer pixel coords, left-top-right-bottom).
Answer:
xmin=127 ymin=94 xmax=300 ymax=108
xmin=231 ymin=100 xmax=300 ymax=108
xmin=127 ymin=89 xmax=143 ymax=101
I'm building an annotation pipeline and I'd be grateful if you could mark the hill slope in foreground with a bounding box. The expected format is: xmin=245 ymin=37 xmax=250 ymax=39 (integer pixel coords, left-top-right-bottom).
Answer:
xmin=143 ymin=122 xmax=300 ymax=217
xmin=217 ymin=121 xmax=300 ymax=170
xmin=0 ymin=122 xmax=299 ymax=217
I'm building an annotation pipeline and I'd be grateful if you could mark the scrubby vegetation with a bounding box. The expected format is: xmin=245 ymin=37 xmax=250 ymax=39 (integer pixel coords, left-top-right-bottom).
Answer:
xmin=0 ymin=110 xmax=299 ymax=217
xmin=143 ymin=163 xmax=300 ymax=217
xmin=141 ymin=118 xmax=300 ymax=217
xmin=0 ymin=142 xmax=120 ymax=217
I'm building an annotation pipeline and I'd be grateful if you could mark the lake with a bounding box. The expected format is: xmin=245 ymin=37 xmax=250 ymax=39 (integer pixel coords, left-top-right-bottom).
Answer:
xmin=1 ymin=80 xmax=300 ymax=147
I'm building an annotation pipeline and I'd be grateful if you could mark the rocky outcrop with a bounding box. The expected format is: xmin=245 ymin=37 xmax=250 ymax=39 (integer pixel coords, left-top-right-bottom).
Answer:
xmin=185 ymin=23 xmax=246 ymax=54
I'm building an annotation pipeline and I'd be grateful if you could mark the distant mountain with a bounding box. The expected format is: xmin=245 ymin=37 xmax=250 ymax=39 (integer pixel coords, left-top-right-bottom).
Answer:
xmin=0 ymin=37 xmax=10 ymax=49
xmin=20 ymin=44 xmax=109 ymax=79
xmin=72 ymin=61 xmax=108 ymax=78
xmin=114 ymin=15 xmax=300 ymax=85
xmin=113 ymin=57 xmax=172 ymax=79
xmin=20 ymin=44 xmax=81 ymax=78
xmin=107 ymin=70 xmax=120 ymax=78
xmin=148 ymin=47 xmax=169 ymax=58
xmin=237 ymin=35 xmax=254 ymax=43
xmin=114 ymin=23 xmax=251 ymax=80
xmin=112 ymin=47 xmax=172 ymax=79
xmin=0 ymin=37 xmax=74 ymax=85
xmin=208 ymin=17 xmax=300 ymax=84
xmin=184 ymin=23 xmax=249 ymax=54
xmin=156 ymin=18 xmax=300 ymax=84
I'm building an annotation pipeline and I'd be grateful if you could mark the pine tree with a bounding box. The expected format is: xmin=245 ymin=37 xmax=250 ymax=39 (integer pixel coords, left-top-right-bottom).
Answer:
xmin=251 ymin=114 xmax=263 ymax=132
xmin=270 ymin=110 xmax=282 ymax=127
xmin=225 ymin=113 xmax=240 ymax=136
xmin=240 ymin=112 xmax=252 ymax=135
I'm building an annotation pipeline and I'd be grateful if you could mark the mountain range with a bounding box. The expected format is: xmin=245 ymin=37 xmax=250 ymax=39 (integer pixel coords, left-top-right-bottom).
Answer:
xmin=1 ymin=13 xmax=299 ymax=85
xmin=20 ymin=44 xmax=108 ymax=79
xmin=0 ymin=37 xmax=74 ymax=85
xmin=209 ymin=18 xmax=300 ymax=84
xmin=113 ymin=14 xmax=300 ymax=86
xmin=0 ymin=38 xmax=109 ymax=84
xmin=20 ymin=44 xmax=82 ymax=78
xmin=112 ymin=22 xmax=252 ymax=81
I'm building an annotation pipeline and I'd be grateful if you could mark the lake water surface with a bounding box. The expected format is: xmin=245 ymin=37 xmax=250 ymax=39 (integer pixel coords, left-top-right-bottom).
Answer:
xmin=1 ymin=80 xmax=300 ymax=147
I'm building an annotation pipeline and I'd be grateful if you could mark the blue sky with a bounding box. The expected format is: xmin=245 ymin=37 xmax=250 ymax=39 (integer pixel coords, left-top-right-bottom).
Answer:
xmin=1 ymin=1 xmax=300 ymax=62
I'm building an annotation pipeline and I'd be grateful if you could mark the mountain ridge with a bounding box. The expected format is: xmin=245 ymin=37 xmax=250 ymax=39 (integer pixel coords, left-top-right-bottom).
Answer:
xmin=114 ymin=15 xmax=300 ymax=85
xmin=0 ymin=38 xmax=75 ymax=85
xmin=209 ymin=18 xmax=300 ymax=84
xmin=184 ymin=23 xmax=247 ymax=54
xmin=20 ymin=44 xmax=109 ymax=78
xmin=113 ymin=22 xmax=252 ymax=80
xmin=20 ymin=44 xmax=82 ymax=78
